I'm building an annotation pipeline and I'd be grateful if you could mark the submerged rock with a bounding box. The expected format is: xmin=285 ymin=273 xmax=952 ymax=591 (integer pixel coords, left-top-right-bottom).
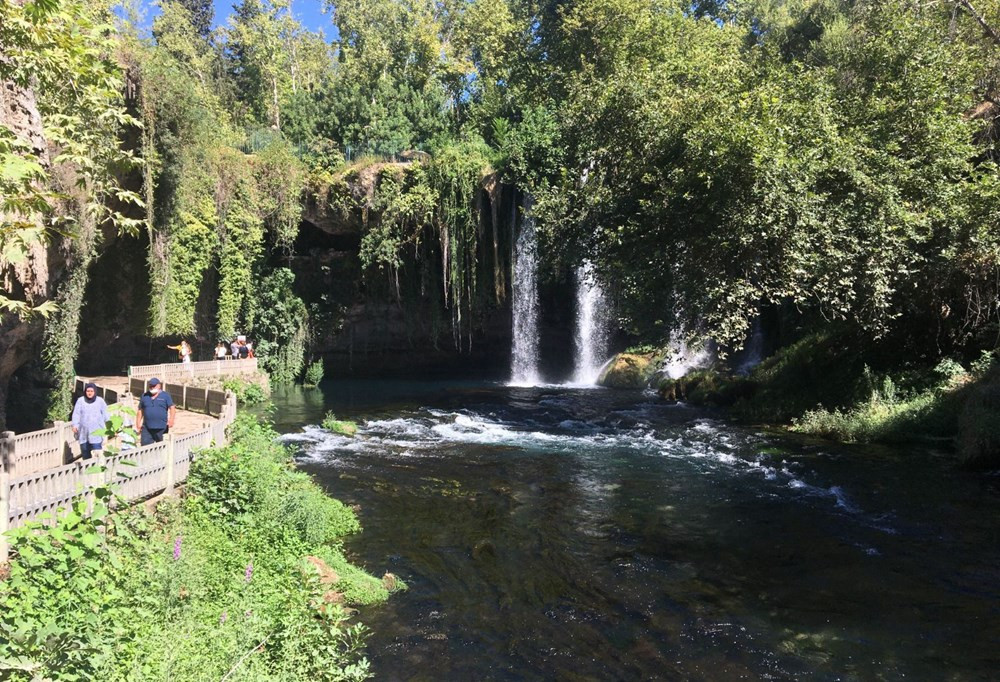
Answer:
xmin=597 ymin=353 xmax=657 ymax=389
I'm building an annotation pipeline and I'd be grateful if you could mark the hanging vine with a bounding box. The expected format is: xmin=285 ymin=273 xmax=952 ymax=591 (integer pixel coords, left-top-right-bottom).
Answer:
xmin=358 ymin=139 xmax=495 ymax=349
xmin=42 ymin=203 xmax=98 ymax=422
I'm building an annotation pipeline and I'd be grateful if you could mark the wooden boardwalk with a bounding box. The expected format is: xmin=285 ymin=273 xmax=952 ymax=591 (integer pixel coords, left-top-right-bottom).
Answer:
xmin=1 ymin=372 xmax=239 ymax=562
xmin=80 ymin=376 xmax=214 ymax=438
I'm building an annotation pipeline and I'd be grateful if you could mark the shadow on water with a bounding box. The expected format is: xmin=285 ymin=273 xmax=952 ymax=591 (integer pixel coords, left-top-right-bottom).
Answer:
xmin=270 ymin=381 xmax=1000 ymax=681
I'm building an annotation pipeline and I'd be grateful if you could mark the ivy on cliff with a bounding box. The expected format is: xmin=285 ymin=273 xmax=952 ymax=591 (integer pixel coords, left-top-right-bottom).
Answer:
xmin=130 ymin=12 xmax=308 ymax=371
xmin=354 ymin=139 xmax=496 ymax=347
xmin=0 ymin=0 xmax=142 ymax=419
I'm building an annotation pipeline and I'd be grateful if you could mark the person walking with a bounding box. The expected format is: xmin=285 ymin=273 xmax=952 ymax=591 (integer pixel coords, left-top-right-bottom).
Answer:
xmin=136 ymin=377 xmax=176 ymax=445
xmin=71 ymin=382 xmax=109 ymax=459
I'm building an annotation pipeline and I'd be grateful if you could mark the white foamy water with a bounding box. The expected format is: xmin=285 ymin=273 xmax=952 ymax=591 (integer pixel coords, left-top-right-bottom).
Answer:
xmin=661 ymin=332 xmax=713 ymax=380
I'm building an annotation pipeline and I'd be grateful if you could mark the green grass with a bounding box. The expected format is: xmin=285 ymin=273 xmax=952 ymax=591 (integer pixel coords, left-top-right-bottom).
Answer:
xmin=661 ymin=331 xmax=1000 ymax=460
xmin=322 ymin=412 xmax=358 ymax=437
xmin=222 ymin=376 xmax=270 ymax=406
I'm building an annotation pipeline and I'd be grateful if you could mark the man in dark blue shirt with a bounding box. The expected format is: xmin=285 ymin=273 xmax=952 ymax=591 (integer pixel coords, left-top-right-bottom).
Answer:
xmin=136 ymin=377 xmax=176 ymax=445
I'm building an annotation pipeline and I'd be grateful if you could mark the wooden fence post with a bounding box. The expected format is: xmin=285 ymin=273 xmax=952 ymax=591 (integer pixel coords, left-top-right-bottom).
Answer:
xmin=164 ymin=433 xmax=175 ymax=496
xmin=54 ymin=420 xmax=71 ymax=464
xmin=1 ymin=431 xmax=15 ymax=563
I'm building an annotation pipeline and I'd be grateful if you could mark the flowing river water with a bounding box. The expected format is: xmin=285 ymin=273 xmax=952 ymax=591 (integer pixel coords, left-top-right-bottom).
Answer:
xmin=269 ymin=380 xmax=1000 ymax=681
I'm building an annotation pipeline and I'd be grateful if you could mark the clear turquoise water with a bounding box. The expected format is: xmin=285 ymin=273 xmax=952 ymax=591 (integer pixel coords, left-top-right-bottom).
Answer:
xmin=269 ymin=380 xmax=1000 ymax=681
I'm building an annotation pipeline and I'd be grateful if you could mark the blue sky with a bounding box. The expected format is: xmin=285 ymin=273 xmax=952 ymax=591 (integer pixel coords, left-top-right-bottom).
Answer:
xmin=132 ymin=0 xmax=335 ymax=38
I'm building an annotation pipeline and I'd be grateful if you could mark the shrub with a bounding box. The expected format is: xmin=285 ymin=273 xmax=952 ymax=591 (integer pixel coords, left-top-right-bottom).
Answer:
xmin=0 ymin=413 xmax=397 ymax=681
xmin=304 ymin=359 xmax=324 ymax=387
xmin=958 ymin=371 xmax=1000 ymax=468
xmin=223 ymin=377 xmax=270 ymax=406
xmin=0 ymin=496 xmax=118 ymax=682
xmin=322 ymin=412 xmax=358 ymax=437
xmin=791 ymin=365 xmax=968 ymax=443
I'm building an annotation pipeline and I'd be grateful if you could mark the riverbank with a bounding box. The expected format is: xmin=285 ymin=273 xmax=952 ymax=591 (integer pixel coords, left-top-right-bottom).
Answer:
xmin=0 ymin=413 xmax=400 ymax=681
xmin=651 ymin=334 xmax=1000 ymax=468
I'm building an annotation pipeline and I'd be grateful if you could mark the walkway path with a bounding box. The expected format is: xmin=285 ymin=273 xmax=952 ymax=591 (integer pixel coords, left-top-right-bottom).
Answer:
xmin=80 ymin=375 xmax=215 ymax=438
xmin=2 ymin=371 xmax=239 ymax=562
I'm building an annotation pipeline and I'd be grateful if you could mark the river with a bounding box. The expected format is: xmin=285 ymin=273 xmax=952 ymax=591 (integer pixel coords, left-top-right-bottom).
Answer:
xmin=270 ymin=380 xmax=1000 ymax=681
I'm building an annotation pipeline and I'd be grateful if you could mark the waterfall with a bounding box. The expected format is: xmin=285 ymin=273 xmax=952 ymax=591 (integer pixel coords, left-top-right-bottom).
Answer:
xmin=572 ymin=261 xmax=610 ymax=384
xmin=510 ymin=196 xmax=540 ymax=385
xmin=736 ymin=318 xmax=765 ymax=375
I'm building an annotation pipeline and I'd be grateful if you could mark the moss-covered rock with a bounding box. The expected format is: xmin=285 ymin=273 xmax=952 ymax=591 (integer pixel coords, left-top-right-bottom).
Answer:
xmin=958 ymin=378 xmax=1000 ymax=469
xmin=658 ymin=369 xmax=754 ymax=406
xmin=597 ymin=353 xmax=657 ymax=389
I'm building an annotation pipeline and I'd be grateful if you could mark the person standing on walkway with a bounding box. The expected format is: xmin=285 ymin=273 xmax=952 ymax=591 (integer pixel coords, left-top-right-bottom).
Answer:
xmin=71 ymin=382 xmax=109 ymax=459
xmin=167 ymin=340 xmax=192 ymax=363
xmin=136 ymin=377 xmax=176 ymax=445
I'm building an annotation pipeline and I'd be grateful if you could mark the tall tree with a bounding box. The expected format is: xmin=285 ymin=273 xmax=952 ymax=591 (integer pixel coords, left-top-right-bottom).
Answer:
xmin=177 ymin=0 xmax=213 ymax=39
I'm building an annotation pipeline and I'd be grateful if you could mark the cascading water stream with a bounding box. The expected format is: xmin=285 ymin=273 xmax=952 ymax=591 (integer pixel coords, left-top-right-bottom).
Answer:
xmin=737 ymin=318 xmax=765 ymax=375
xmin=662 ymin=331 xmax=713 ymax=379
xmin=572 ymin=261 xmax=610 ymax=384
xmin=510 ymin=196 xmax=540 ymax=385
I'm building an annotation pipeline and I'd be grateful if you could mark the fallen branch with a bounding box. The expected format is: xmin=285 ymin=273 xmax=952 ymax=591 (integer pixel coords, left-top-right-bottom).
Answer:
xmin=220 ymin=634 xmax=270 ymax=682
xmin=956 ymin=0 xmax=1000 ymax=45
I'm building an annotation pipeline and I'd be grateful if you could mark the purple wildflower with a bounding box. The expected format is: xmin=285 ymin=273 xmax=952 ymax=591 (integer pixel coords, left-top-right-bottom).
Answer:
xmin=173 ymin=535 xmax=182 ymax=561
xmin=244 ymin=562 xmax=254 ymax=583
xmin=220 ymin=610 xmax=228 ymax=624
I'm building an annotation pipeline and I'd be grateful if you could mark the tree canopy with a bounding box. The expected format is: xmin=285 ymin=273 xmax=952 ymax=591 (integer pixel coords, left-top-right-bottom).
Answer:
xmin=1 ymin=0 xmax=998 ymax=384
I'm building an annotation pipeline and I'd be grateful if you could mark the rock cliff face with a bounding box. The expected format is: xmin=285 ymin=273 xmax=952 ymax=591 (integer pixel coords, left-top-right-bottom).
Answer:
xmin=68 ymin=162 xmax=522 ymax=382
xmin=293 ymin=169 xmax=518 ymax=378
xmin=0 ymin=76 xmax=58 ymax=430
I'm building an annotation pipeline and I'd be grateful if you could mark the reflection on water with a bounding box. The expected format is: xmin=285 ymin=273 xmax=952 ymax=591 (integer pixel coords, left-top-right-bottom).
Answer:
xmin=269 ymin=381 xmax=1000 ymax=681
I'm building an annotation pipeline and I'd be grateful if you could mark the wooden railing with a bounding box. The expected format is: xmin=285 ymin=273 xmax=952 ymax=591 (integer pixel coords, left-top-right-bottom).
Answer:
xmin=127 ymin=379 xmax=234 ymax=417
xmin=128 ymin=358 xmax=259 ymax=382
xmin=0 ymin=379 xmax=238 ymax=562
xmin=72 ymin=379 xmax=121 ymax=405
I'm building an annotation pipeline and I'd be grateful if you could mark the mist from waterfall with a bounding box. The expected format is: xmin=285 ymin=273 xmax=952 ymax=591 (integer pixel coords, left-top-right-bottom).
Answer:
xmin=661 ymin=332 xmax=713 ymax=380
xmin=572 ymin=261 xmax=611 ymax=384
xmin=510 ymin=197 xmax=540 ymax=385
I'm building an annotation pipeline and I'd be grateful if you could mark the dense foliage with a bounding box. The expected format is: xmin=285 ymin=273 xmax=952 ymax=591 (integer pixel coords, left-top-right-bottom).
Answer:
xmin=0 ymin=414 xmax=397 ymax=681
xmin=133 ymin=0 xmax=1000 ymax=364
xmin=2 ymin=0 xmax=999 ymax=390
xmin=517 ymin=0 xmax=1000 ymax=357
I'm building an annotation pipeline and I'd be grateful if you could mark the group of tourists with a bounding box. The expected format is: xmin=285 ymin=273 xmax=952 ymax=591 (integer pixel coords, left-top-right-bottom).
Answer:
xmin=217 ymin=336 xmax=254 ymax=360
xmin=71 ymin=377 xmax=175 ymax=459
xmin=71 ymin=334 xmax=253 ymax=459
xmin=165 ymin=337 xmax=254 ymax=363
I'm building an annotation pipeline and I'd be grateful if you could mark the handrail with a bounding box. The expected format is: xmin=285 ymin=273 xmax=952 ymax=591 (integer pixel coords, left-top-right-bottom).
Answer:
xmin=1 ymin=378 xmax=239 ymax=562
xmin=128 ymin=358 xmax=258 ymax=380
